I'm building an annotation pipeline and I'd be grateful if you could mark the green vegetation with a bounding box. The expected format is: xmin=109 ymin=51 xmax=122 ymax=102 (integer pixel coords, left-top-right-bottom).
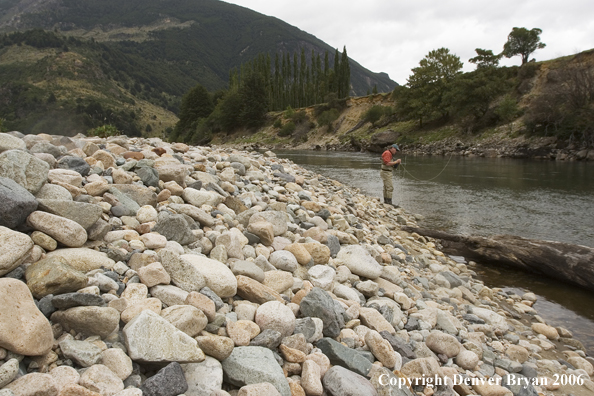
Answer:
xmin=503 ymin=27 xmax=546 ymax=65
xmin=170 ymin=47 xmax=351 ymax=144
xmin=362 ymin=105 xmax=394 ymax=126
xmin=87 ymin=124 xmax=120 ymax=138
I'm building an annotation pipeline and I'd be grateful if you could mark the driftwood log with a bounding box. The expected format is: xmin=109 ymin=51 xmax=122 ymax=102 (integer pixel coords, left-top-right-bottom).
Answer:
xmin=401 ymin=226 xmax=594 ymax=292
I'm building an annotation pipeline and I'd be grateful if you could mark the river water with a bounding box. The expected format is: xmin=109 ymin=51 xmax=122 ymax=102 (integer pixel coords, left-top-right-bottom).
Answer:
xmin=275 ymin=150 xmax=594 ymax=354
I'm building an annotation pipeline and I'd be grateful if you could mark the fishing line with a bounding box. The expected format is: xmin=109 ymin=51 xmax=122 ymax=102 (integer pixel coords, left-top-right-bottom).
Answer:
xmin=397 ymin=152 xmax=454 ymax=182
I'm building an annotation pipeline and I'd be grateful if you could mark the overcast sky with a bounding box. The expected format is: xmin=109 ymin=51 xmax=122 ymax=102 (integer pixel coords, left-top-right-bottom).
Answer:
xmin=223 ymin=0 xmax=594 ymax=85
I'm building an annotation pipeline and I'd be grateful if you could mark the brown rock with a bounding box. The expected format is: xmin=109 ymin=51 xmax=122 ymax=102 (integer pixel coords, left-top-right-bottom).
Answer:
xmin=358 ymin=307 xmax=396 ymax=334
xmin=227 ymin=320 xmax=261 ymax=346
xmin=185 ymin=291 xmax=216 ymax=322
xmin=58 ymin=384 xmax=102 ymax=396
xmin=284 ymin=244 xmax=312 ymax=265
xmin=123 ymin=151 xmax=144 ymax=161
xmin=0 ymin=278 xmax=54 ymax=356
xmin=5 ymin=373 xmax=58 ymax=396
xmin=235 ymin=275 xmax=284 ymax=304
xmin=51 ymin=307 xmax=120 ymax=339
xmin=302 ymin=242 xmax=331 ymax=265
xmin=279 ymin=344 xmax=306 ymax=363
xmin=120 ymin=298 xmax=162 ymax=323
xmin=25 ymin=256 xmax=88 ymax=299
xmin=195 ymin=334 xmax=235 ymax=361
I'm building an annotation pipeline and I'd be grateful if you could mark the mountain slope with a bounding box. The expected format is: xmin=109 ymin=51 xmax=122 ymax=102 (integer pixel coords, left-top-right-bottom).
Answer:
xmin=0 ymin=0 xmax=397 ymax=95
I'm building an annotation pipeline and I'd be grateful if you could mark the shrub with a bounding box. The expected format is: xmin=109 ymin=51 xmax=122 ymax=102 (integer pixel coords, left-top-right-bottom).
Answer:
xmin=88 ymin=124 xmax=120 ymax=138
xmin=273 ymin=118 xmax=282 ymax=129
xmin=363 ymin=105 xmax=392 ymax=126
xmin=317 ymin=109 xmax=340 ymax=129
xmin=278 ymin=121 xmax=296 ymax=137
xmin=291 ymin=110 xmax=308 ymax=125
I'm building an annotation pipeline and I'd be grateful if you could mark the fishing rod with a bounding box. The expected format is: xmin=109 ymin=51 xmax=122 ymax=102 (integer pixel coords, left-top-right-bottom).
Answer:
xmin=396 ymin=152 xmax=454 ymax=182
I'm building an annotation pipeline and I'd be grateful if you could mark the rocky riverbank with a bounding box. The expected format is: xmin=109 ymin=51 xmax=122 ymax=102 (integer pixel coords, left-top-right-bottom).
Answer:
xmin=0 ymin=131 xmax=593 ymax=396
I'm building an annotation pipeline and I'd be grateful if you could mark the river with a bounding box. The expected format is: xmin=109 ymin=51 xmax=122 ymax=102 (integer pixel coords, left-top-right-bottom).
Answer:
xmin=274 ymin=150 xmax=594 ymax=354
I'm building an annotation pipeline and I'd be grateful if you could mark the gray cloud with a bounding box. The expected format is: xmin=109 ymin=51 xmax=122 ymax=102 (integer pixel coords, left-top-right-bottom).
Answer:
xmin=225 ymin=0 xmax=594 ymax=85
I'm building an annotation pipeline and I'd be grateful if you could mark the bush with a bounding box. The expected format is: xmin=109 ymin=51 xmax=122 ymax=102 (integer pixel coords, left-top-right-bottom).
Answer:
xmin=273 ymin=118 xmax=282 ymax=129
xmin=317 ymin=109 xmax=340 ymax=129
xmin=88 ymin=124 xmax=120 ymax=138
xmin=278 ymin=121 xmax=296 ymax=137
xmin=291 ymin=110 xmax=308 ymax=125
xmin=284 ymin=106 xmax=295 ymax=119
xmin=363 ymin=105 xmax=392 ymax=126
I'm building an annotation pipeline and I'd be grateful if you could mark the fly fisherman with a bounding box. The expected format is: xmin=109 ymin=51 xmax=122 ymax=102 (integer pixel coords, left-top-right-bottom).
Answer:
xmin=380 ymin=144 xmax=401 ymax=206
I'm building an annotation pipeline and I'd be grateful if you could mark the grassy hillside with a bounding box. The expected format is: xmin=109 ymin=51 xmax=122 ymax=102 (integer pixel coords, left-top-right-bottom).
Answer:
xmin=0 ymin=30 xmax=178 ymax=135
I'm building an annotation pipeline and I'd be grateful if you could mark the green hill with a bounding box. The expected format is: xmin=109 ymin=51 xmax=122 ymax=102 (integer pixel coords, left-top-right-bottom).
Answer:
xmin=0 ymin=0 xmax=397 ymax=135
xmin=0 ymin=0 xmax=396 ymax=103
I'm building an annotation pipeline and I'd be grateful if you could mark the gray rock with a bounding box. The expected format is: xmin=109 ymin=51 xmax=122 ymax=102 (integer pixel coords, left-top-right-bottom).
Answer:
xmin=0 ymin=133 xmax=26 ymax=153
xmin=181 ymin=357 xmax=224 ymax=396
xmin=35 ymin=183 xmax=73 ymax=201
xmin=59 ymin=339 xmax=102 ymax=367
xmin=38 ymin=294 xmax=56 ymax=317
xmin=57 ymin=156 xmax=90 ymax=176
xmin=316 ymin=338 xmax=373 ymax=377
xmin=249 ymin=329 xmax=283 ymax=349
xmin=123 ymin=310 xmax=205 ymax=363
xmin=0 ymin=150 xmax=49 ymax=194
xmin=299 ymin=287 xmax=345 ymax=338
xmin=0 ymin=177 xmax=38 ymax=228
xmin=200 ymin=287 xmax=225 ymax=311
xmin=325 ymin=234 xmax=341 ymax=258
xmin=108 ymin=187 xmax=141 ymax=215
xmin=159 ymin=249 xmax=206 ymax=293
xmin=168 ymin=203 xmax=215 ymax=227
xmin=502 ymin=374 xmax=539 ymax=396
xmin=136 ymin=166 xmax=159 ymax=187
xmin=494 ymin=357 xmax=523 ymax=373
xmin=273 ymin=172 xmax=295 ymax=183
xmin=30 ymin=141 xmax=62 ymax=158
xmin=140 ymin=362 xmax=188 ymax=396
xmin=51 ymin=292 xmax=105 ymax=309
xmin=336 ymin=245 xmax=382 ymax=279
xmin=36 ymin=199 xmax=103 ymax=230
xmin=322 ymin=366 xmax=378 ymax=396
xmin=439 ymin=271 xmax=463 ymax=288
xmin=111 ymin=184 xmax=158 ymax=207
xmin=221 ymin=346 xmax=290 ymax=396
xmin=380 ymin=331 xmax=416 ymax=359
xmin=230 ymin=260 xmax=265 ymax=283
xmin=294 ymin=317 xmax=321 ymax=343
xmin=153 ymin=211 xmax=196 ymax=245
xmin=87 ymin=219 xmax=111 ymax=241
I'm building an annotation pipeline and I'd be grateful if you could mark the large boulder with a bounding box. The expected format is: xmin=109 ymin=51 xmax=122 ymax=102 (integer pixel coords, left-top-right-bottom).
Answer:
xmin=123 ymin=310 xmax=205 ymax=363
xmin=180 ymin=254 xmax=237 ymax=298
xmin=0 ymin=227 xmax=33 ymax=276
xmin=335 ymin=245 xmax=382 ymax=279
xmin=0 ymin=177 xmax=38 ymax=228
xmin=0 ymin=149 xmax=49 ymax=193
xmin=0 ymin=278 xmax=54 ymax=356
xmin=222 ymin=346 xmax=290 ymax=396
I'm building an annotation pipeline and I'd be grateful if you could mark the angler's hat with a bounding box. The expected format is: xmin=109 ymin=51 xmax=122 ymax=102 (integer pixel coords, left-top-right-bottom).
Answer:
xmin=391 ymin=144 xmax=400 ymax=151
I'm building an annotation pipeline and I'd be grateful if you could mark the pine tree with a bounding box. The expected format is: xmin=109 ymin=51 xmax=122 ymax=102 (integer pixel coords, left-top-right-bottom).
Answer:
xmin=340 ymin=46 xmax=351 ymax=98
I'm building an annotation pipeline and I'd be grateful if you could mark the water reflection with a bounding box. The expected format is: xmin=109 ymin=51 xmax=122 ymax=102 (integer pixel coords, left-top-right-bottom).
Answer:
xmin=275 ymin=151 xmax=594 ymax=247
xmin=475 ymin=263 xmax=594 ymax=356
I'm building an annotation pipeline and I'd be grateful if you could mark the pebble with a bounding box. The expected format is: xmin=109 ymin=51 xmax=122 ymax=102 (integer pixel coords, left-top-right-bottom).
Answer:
xmin=0 ymin=134 xmax=587 ymax=396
